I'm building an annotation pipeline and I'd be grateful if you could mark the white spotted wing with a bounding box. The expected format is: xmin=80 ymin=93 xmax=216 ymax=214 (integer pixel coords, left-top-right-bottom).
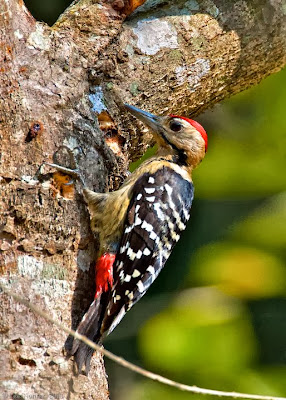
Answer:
xmin=101 ymin=166 xmax=194 ymax=336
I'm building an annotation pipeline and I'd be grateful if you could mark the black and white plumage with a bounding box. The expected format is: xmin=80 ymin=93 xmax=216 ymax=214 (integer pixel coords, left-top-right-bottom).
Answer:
xmin=102 ymin=167 xmax=194 ymax=336
xmin=64 ymin=104 xmax=208 ymax=372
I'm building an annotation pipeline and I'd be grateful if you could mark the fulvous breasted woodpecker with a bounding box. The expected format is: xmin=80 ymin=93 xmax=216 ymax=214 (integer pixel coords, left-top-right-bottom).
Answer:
xmin=49 ymin=104 xmax=208 ymax=372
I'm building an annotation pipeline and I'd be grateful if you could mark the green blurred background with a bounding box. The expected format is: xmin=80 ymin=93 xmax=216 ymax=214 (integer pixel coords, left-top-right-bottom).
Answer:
xmin=25 ymin=1 xmax=286 ymax=398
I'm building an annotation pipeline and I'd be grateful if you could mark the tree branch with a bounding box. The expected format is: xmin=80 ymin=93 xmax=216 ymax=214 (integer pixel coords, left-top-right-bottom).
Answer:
xmin=106 ymin=0 xmax=286 ymax=119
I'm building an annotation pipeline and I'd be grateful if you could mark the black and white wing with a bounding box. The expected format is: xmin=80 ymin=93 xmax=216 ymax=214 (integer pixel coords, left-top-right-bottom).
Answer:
xmin=100 ymin=166 xmax=194 ymax=337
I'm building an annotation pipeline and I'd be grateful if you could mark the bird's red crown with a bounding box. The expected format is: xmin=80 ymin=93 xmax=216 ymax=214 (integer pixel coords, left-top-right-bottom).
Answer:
xmin=170 ymin=115 xmax=208 ymax=152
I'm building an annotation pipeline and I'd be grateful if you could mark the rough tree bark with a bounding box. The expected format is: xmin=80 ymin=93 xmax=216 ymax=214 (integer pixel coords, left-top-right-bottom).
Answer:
xmin=0 ymin=0 xmax=285 ymax=398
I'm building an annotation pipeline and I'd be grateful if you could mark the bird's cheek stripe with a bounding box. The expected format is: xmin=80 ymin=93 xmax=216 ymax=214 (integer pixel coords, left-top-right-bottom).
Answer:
xmin=95 ymin=253 xmax=116 ymax=298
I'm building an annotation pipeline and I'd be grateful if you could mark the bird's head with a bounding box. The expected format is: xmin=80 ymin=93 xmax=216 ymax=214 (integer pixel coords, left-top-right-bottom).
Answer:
xmin=125 ymin=104 xmax=207 ymax=169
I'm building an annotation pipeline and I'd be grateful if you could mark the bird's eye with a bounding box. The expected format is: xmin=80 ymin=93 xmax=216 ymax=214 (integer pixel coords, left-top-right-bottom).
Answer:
xmin=170 ymin=120 xmax=182 ymax=132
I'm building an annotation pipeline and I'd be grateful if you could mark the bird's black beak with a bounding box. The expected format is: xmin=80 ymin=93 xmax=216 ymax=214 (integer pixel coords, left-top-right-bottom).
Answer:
xmin=125 ymin=104 xmax=161 ymax=133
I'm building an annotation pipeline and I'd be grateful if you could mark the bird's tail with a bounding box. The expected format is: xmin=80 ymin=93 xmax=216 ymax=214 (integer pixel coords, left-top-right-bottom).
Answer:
xmin=67 ymin=296 xmax=104 ymax=374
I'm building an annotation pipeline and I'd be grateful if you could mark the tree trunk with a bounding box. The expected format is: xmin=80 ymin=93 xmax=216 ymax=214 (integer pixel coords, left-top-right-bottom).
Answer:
xmin=0 ymin=0 xmax=285 ymax=398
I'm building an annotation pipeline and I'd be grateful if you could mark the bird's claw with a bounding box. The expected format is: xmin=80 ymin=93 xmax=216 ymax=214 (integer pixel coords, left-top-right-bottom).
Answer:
xmin=36 ymin=145 xmax=86 ymax=187
xmin=44 ymin=163 xmax=86 ymax=187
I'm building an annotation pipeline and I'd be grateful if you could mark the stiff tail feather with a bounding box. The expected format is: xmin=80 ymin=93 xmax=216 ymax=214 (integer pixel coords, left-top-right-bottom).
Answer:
xmin=68 ymin=298 xmax=103 ymax=374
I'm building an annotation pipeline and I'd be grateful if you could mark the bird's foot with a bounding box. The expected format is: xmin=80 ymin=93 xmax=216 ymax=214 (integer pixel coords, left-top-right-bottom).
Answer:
xmin=44 ymin=162 xmax=85 ymax=186
xmin=37 ymin=146 xmax=86 ymax=186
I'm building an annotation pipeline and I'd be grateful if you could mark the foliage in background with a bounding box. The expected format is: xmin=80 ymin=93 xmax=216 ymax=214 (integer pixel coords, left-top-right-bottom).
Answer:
xmin=195 ymin=69 xmax=286 ymax=198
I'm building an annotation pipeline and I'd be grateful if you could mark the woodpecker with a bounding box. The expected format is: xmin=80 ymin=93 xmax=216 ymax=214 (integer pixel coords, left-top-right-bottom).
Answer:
xmin=52 ymin=104 xmax=207 ymax=373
